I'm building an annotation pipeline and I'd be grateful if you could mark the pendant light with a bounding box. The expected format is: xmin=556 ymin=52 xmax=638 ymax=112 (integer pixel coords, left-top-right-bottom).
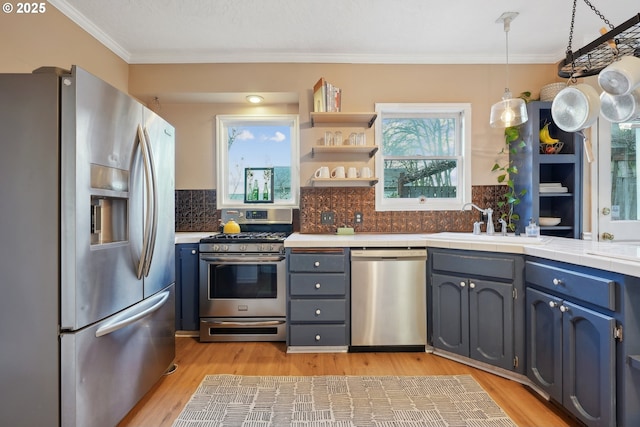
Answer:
xmin=490 ymin=12 xmax=528 ymax=128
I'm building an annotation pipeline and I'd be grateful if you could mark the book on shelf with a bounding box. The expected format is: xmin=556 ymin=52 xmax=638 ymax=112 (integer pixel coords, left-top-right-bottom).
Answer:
xmin=313 ymin=77 xmax=341 ymax=112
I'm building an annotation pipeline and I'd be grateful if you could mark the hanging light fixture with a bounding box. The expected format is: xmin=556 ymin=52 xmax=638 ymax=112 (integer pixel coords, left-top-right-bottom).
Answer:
xmin=490 ymin=12 xmax=528 ymax=128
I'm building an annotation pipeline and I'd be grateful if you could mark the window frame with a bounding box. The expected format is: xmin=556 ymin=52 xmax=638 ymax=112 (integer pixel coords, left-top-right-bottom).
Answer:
xmin=374 ymin=103 xmax=472 ymax=211
xmin=216 ymin=114 xmax=300 ymax=209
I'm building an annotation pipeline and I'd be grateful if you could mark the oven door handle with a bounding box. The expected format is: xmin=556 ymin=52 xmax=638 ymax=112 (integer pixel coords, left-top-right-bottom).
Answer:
xmin=199 ymin=255 xmax=285 ymax=263
xmin=202 ymin=320 xmax=286 ymax=327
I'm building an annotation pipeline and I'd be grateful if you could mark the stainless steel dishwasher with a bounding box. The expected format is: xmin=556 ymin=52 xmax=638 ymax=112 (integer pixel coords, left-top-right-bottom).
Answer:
xmin=350 ymin=248 xmax=427 ymax=351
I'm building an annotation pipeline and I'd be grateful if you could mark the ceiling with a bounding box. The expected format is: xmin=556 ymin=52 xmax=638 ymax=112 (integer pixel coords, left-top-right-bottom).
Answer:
xmin=49 ymin=0 xmax=638 ymax=65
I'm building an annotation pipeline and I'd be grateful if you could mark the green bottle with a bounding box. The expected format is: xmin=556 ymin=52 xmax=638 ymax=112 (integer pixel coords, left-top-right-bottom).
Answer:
xmin=263 ymin=181 xmax=269 ymax=200
xmin=252 ymin=179 xmax=259 ymax=200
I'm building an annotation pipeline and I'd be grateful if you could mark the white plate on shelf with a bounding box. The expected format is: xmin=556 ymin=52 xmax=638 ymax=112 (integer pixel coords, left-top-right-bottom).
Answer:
xmin=540 ymin=182 xmax=562 ymax=187
xmin=539 ymin=186 xmax=568 ymax=193
xmin=539 ymin=217 xmax=561 ymax=226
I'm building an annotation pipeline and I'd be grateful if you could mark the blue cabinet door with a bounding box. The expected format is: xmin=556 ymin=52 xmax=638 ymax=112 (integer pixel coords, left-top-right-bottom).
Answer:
xmin=176 ymin=243 xmax=199 ymax=331
xmin=526 ymin=287 xmax=616 ymax=427
xmin=432 ymin=273 xmax=469 ymax=357
xmin=526 ymin=287 xmax=563 ymax=401
xmin=562 ymin=301 xmax=615 ymax=427
xmin=469 ymin=279 xmax=514 ymax=370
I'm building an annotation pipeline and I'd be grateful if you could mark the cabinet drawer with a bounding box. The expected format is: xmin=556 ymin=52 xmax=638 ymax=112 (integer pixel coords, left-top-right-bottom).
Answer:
xmin=289 ymin=273 xmax=347 ymax=296
xmin=289 ymin=299 xmax=346 ymax=322
xmin=288 ymin=252 xmax=346 ymax=273
xmin=289 ymin=324 xmax=347 ymax=346
xmin=431 ymin=251 xmax=514 ymax=280
xmin=526 ymin=261 xmax=616 ymax=311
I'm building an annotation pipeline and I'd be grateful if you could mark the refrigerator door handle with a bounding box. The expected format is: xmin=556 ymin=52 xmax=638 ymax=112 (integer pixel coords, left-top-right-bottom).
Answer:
xmin=94 ymin=290 xmax=170 ymax=337
xmin=136 ymin=125 xmax=153 ymax=279
xmin=142 ymin=126 xmax=159 ymax=277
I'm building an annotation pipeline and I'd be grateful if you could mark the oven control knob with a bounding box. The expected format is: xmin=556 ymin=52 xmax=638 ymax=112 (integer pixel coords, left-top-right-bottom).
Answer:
xmin=240 ymin=244 xmax=247 ymax=251
xmin=213 ymin=244 xmax=219 ymax=251
xmin=223 ymin=244 xmax=229 ymax=252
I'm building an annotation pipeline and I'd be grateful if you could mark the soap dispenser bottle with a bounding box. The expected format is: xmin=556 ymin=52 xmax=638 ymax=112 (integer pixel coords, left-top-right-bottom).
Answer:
xmin=525 ymin=218 xmax=540 ymax=237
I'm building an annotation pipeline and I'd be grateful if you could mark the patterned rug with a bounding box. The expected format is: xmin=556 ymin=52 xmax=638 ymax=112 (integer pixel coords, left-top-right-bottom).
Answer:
xmin=171 ymin=374 xmax=517 ymax=426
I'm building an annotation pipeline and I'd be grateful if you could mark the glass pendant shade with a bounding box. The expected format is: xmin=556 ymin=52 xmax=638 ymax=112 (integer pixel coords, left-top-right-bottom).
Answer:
xmin=490 ymin=90 xmax=528 ymax=128
xmin=490 ymin=12 xmax=528 ymax=128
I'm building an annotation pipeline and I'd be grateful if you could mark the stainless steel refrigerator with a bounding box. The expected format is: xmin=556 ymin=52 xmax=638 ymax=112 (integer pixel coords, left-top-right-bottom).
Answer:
xmin=0 ymin=65 xmax=176 ymax=427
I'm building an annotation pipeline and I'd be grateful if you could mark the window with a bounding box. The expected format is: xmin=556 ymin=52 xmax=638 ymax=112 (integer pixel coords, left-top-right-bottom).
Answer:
xmin=374 ymin=103 xmax=471 ymax=211
xmin=216 ymin=115 xmax=299 ymax=208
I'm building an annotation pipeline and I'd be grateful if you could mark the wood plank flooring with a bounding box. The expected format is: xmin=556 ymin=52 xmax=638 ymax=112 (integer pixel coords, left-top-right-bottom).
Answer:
xmin=118 ymin=337 xmax=583 ymax=427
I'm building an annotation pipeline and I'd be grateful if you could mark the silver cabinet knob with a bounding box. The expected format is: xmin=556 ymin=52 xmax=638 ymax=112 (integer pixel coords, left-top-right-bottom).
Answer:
xmin=560 ymin=305 xmax=569 ymax=313
xmin=314 ymin=261 xmax=320 ymax=267
xmin=549 ymin=301 xmax=558 ymax=308
xmin=315 ymin=283 xmax=321 ymax=289
xmin=552 ymin=278 xmax=563 ymax=286
xmin=315 ymin=334 xmax=321 ymax=341
xmin=191 ymin=249 xmax=196 ymax=255
xmin=315 ymin=309 xmax=321 ymax=316
xmin=460 ymin=281 xmax=466 ymax=287
xmin=469 ymin=282 xmax=476 ymax=289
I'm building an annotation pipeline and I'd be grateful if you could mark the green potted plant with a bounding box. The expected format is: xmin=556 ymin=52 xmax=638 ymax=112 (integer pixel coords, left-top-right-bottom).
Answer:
xmin=492 ymin=125 xmax=527 ymax=232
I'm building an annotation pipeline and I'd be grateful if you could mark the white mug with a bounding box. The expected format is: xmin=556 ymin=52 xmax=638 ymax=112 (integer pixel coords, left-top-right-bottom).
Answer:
xmin=599 ymin=56 xmax=640 ymax=96
xmin=346 ymin=167 xmax=359 ymax=178
xmin=314 ymin=166 xmax=330 ymax=178
xmin=331 ymin=166 xmax=345 ymax=178
xmin=360 ymin=166 xmax=372 ymax=178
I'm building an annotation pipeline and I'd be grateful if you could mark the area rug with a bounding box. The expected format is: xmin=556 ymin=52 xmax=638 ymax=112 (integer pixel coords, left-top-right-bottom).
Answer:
xmin=171 ymin=374 xmax=517 ymax=427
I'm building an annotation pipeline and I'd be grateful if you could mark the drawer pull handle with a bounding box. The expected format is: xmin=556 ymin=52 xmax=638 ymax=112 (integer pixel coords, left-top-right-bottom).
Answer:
xmin=549 ymin=301 xmax=558 ymax=308
xmin=469 ymin=282 xmax=476 ymax=289
xmin=315 ymin=283 xmax=321 ymax=289
xmin=314 ymin=261 xmax=320 ymax=267
xmin=315 ymin=334 xmax=321 ymax=341
xmin=460 ymin=281 xmax=466 ymax=287
xmin=552 ymin=278 xmax=563 ymax=286
xmin=560 ymin=305 xmax=569 ymax=313
xmin=315 ymin=309 xmax=321 ymax=316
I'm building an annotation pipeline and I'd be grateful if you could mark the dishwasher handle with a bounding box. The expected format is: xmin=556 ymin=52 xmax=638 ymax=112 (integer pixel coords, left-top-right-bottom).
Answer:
xmin=351 ymin=249 xmax=427 ymax=260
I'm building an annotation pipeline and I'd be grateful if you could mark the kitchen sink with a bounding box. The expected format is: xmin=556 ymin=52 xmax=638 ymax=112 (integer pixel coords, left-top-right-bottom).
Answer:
xmin=426 ymin=232 xmax=551 ymax=245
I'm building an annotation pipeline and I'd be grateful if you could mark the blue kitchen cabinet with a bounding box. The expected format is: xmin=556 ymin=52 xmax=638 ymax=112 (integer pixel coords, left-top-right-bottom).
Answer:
xmin=286 ymin=248 xmax=350 ymax=350
xmin=429 ymin=248 xmax=525 ymax=373
xmin=511 ymin=101 xmax=583 ymax=238
xmin=525 ymin=257 xmax=640 ymax=427
xmin=175 ymin=243 xmax=199 ymax=331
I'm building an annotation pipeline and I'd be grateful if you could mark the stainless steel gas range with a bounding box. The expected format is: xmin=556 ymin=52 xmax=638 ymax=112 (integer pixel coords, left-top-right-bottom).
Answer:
xmin=198 ymin=209 xmax=292 ymax=342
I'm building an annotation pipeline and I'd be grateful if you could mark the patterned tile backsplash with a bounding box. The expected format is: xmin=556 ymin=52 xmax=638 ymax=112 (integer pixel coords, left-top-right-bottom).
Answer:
xmin=175 ymin=186 xmax=509 ymax=234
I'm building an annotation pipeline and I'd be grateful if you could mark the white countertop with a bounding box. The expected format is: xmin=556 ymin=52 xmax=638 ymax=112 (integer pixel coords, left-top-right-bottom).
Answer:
xmin=284 ymin=232 xmax=640 ymax=278
xmin=175 ymin=231 xmax=216 ymax=244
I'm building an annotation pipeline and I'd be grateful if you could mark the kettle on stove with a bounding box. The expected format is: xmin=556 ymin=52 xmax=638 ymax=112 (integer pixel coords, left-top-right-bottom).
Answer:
xmin=222 ymin=219 xmax=241 ymax=234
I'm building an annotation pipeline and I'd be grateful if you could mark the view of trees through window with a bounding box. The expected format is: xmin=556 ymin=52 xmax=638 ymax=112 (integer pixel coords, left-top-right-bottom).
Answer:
xmin=611 ymin=124 xmax=638 ymax=220
xmin=381 ymin=117 xmax=458 ymax=199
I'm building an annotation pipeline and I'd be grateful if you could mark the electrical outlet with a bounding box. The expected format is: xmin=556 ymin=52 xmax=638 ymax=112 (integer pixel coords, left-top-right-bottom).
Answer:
xmin=321 ymin=211 xmax=335 ymax=225
xmin=354 ymin=212 xmax=363 ymax=224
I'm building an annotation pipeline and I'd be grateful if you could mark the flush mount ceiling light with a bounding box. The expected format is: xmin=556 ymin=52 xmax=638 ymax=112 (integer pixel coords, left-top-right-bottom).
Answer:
xmin=246 ymin=95 xmax=264 ymax=104
xmin=489 ymin=12 xmax=528 ymax=128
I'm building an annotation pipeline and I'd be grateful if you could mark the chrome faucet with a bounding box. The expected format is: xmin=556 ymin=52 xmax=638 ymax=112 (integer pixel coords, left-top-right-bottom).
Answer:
xmin=498 ymin=218 xmax=508 ymax=236
xmin=462 ymin=203 xmax=495 ymax=235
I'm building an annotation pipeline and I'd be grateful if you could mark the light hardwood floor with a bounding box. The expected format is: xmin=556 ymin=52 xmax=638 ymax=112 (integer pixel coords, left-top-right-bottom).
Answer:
xmin=118 ymin=337 xmax=582 ymax=427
